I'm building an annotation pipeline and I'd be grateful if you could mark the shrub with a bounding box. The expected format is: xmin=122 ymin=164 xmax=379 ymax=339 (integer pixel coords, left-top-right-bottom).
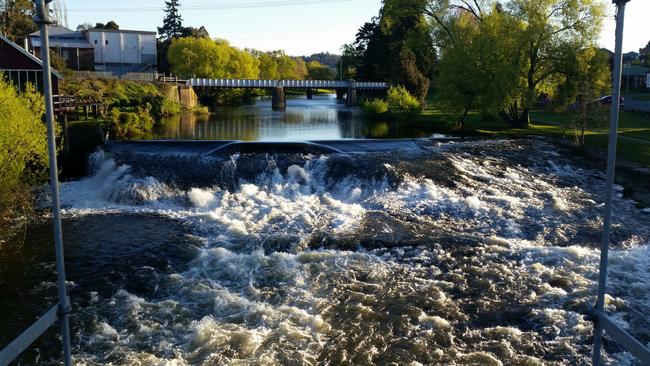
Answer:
xmin=108 ymin=107 xmax=155 ymax=140
xmin=362 ymin=99 xmax=389 ymax=115
xmin=387 ymin=85 xmax=421 ymax=113
xmin=0 ymin=80 xmax=48 ymax=225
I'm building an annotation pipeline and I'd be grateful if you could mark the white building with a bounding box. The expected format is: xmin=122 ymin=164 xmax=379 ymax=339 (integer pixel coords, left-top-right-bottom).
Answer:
xmin=86 ymin=29 xmax=157 ymax=74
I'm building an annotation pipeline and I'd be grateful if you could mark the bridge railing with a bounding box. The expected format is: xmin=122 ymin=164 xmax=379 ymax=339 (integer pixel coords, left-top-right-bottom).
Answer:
xmin=187 ymin=78 xmax=389 ymax=90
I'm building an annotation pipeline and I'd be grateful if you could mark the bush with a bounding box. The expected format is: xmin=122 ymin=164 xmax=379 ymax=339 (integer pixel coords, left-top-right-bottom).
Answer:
xmin=387 ymin=85 xmax=421 ymax=113
xmin=362 ymin=99 xmax=389 ymax=115
xmin=108 ymin=107 xmax=155 ymax=140
xmin=0 ymin=80 xmax=48 ymax=225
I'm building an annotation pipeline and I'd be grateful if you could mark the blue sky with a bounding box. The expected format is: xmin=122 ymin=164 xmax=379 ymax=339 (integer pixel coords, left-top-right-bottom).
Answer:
xmin=58 ymin=0 xmax=649 ymax=56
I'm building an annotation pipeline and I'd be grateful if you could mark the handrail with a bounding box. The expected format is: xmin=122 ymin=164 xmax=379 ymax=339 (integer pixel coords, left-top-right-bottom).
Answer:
xmin=0 ymin=304 xmax=61 ymax=365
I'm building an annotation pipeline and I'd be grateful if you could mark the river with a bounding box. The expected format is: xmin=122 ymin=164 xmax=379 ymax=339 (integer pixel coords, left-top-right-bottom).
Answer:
xmin=0 ymin=97 xmax=649 ymax=365
xmin=154 ymin=94 xmax=439 ymax=141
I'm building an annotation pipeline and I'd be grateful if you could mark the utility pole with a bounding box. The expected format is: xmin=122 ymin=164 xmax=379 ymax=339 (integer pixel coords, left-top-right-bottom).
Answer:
xmin=592 ymin=0 xmax=630 ymax=364
xmin=33 ymin=1 xmax=72 ymax=365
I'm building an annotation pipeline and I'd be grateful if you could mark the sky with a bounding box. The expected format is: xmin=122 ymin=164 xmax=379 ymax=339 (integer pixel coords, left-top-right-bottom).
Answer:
xmin=57 ymin=0 xmax=649 ymax=56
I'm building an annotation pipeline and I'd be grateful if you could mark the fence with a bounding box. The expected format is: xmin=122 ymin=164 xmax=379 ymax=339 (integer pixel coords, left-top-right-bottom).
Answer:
xmin=70 ymin=71 xmax=158 ymax=82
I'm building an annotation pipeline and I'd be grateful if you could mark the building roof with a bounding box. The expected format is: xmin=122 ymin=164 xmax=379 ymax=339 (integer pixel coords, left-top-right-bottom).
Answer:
xmin=0 ymin=34 xmax=62 ymax=78
xmin=30 ymin=38 xmax=94 ymax=49
xmin=87 ymin=28 xmax=157 ymax=35
xmin=622 ymin=65 xmax=650 ymax=77
xmin=29 ymin=25 xmax=77 ymax=37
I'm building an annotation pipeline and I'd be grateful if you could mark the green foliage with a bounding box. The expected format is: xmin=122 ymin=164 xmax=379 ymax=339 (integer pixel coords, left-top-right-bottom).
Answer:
xmin=430 ymin=0 xmax=606 ymax=128
xmin=387 ymin=85 xmax=421 ymax=113
xmin=307 ymin=61 xmax=335 ymax=80
xmin=159 ymin=0 xmax=183 ymax=40
xmin=258 ymin=53 xmax=280 ymax=79
xmin=362 ymin=99 xmax=389 ymax=115
xmin=353 ymin=0 xmax=436 ymax=104
xmin=108 ymin=107 xmax=155 ymax=140
xmin=0 ymin=0 xmax=36 ymax=43
xmin=167 ymin=37 xmax=259 ymax=79
xmin=0 ymin=78 xmax=48 ymax=223
xmin=92 ymin=21 xmax=120 ymax=30
xmin=437 ymin=10 xmax=523 ymax=129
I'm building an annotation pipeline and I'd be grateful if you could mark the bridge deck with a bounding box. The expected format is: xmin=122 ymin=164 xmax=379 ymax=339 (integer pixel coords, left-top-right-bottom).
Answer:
xmin=187 ymin=78 xmax=389 ymax=90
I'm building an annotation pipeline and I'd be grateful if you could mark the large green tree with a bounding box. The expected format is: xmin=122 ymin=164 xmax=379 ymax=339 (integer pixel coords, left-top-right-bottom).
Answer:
xmin=431 ymin=0 xmax=605 ymax=128
xmin=167 ymin=37 xmax=259 ymax=79
xmin=307 ymin=61 xmax=336 ymax=80
xmin=0 ymin=0 xmax=36 ymax=43
xmin=437 ymin=10 xmax=522 ymax=128
xmin=355 ymin=0 xmax=436 ymax=104
xmin=159 ymin=0 xmax=183 ymax=40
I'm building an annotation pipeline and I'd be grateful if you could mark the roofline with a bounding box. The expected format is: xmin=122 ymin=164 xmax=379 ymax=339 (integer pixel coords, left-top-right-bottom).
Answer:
xmin=0 ymin=34 xmax=63 ymax=79
xmin=87 ymin=28 xmax=157 ymax=35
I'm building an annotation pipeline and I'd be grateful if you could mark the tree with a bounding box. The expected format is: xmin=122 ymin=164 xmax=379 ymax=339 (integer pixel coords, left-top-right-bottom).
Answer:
xmin=437 ymin=9 xmax=522 ymax=129
xmin=556 ymin=47 xmax=610 ymax=147
xmin=159 ymin=0 xmax=183 ymax=40
xmin=0 ymin=0 xmax=36 ymax=42
xmin=354 ymin=0 xmax=436 ymax=104
xmin=168 ymin=37 xmax=228 ymax=78
xmin=0 ymin=79 xmax=48 ymax=224
xmin=76 ymin=23 xmax=93 ymax=32
xmin=93 ymin=21 xmax=120 ymax=30
xmin=338 ymin=43 xmax=363 ymax=80
xmin=430 ymin=0 xmax=605 ymax=128
xmin=258 ymin=53 xmax=280 ymax=79
xmin=181 ymin=26 xmax=210 ymax=39
xmin=307 ymin=61 xmax=335 ymax=80
xmin=167 ymin=37 xmax=259 ymax=79
xmin=104 ymin=20 xmax=119 ymax=30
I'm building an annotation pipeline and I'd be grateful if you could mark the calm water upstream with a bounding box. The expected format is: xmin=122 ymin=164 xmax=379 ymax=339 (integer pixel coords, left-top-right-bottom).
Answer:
xmin=0 ymin=100 xmax=649 ymax=365
xmin=154 ymin=94 xmax=440 ymax=141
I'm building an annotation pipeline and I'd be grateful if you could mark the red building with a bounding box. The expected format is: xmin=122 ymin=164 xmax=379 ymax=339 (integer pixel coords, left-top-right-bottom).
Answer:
xmin=0 ymin=34 xmax=62 ymax=95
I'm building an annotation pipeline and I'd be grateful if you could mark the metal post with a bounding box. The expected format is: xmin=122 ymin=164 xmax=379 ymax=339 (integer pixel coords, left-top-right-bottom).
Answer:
xmin=34 ymin=1 xmax=72 ymax=365
xmin=592 ymin=1 xmax=629 ymax=364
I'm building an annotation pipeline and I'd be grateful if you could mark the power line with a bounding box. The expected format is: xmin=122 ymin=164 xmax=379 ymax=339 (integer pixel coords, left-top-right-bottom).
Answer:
xmin=65 ymin=0 xmax=352 ymax=13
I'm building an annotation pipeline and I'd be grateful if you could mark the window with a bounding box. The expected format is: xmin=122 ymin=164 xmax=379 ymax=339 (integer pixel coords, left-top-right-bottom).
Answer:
xmin=105 ymin=40 xmax=109 ymax=45
xmin=94 ymin=40 xmax=97 ymax=44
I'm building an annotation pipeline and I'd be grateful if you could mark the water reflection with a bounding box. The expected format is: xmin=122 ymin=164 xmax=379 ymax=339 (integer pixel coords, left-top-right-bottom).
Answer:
xmin=154 ymin=94 xmax=440 ymax=141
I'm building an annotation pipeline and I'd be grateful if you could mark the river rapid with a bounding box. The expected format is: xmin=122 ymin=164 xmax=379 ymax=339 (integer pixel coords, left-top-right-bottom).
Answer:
xmin=1 ymin=137 xmax=649 ymax=365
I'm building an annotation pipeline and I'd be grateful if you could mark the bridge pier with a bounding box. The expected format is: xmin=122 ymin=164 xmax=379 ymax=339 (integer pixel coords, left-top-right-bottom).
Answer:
xmin=272 ymin=87 xmax=286 ymax=110
xmin=346 ymin=80 xmax=357 ymax=107
xmin=306 ymin=88 xmax=313 ymax=100
xmin=336 ymin=89 xmax=345 ymax=101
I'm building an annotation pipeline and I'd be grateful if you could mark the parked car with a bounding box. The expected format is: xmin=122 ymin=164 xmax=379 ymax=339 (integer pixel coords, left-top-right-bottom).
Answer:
xmin=596 ymin=95 xmax=625 ymax=109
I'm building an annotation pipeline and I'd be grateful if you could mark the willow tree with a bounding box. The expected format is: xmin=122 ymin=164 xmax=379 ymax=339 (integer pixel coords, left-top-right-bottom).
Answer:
xmin=437 ymin=9 xmax=523 ymax=128
xmin=430 ymin=0 xmax=605 ymax=128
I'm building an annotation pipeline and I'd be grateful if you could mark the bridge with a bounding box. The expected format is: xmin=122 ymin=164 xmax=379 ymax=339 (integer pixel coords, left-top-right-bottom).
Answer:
xmin=186 ymin=78 xmax=390 ymax=109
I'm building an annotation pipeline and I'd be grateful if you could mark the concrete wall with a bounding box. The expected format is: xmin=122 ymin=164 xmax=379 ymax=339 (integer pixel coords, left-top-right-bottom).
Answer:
xmin=178 ymin=85 xmax=198 ymax=108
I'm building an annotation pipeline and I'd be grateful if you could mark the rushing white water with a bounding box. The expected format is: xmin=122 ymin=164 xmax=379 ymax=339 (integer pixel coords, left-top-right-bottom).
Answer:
xmin=53 ymin=139 xmax=649 ymax=365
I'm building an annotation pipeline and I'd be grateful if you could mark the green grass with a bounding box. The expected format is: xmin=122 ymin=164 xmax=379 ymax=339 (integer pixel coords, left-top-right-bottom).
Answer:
xmin=388 ymin=107 xmax=650 ymax=167
xmin=629 ymin=94 xmax=650 ymax=101
xmin=531 ymin=110 xmax=650 ymax=165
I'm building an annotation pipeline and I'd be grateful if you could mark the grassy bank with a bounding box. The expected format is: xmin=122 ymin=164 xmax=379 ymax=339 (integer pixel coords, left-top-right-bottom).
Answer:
xmin=380 ymin=107 xmax=650 ymax=167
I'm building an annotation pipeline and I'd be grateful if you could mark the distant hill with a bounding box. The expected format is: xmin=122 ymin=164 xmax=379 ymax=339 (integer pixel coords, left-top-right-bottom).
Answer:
xmin=301 ymin=52 xmax=341 ymax=70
